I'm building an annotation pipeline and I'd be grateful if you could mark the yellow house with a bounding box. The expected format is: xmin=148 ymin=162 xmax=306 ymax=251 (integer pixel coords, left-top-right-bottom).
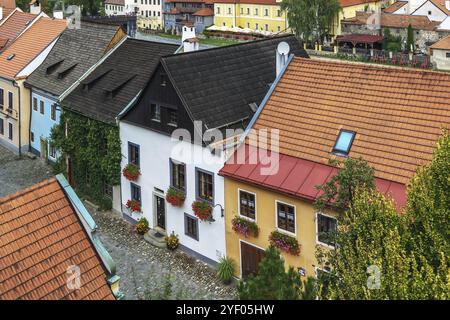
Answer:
xmin=219 ymin=56 xmax=449 ymax=279
xmin=0 ymin=16 xmax=66 ymax=154
xmin=213 ymin=0 xmax=288 ymax=33
xmin=333 ymin=0 xmax=393 ymax=36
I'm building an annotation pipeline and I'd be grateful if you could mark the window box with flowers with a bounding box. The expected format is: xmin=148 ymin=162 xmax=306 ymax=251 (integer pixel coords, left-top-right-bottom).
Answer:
xmin=231 ymin=216 xmax=259 ymax=238
xmin=122 ymin=163 xmax=141 ymax=181
xmin=269 ymin=230 xmax=301 ymax=256
xmin=165 ymin=187 xmax=186 ymax=207
xmin=126 ymin=199 xmax=141 ymax=213
xmin=191 ymin=200 xmax=213 ymax=222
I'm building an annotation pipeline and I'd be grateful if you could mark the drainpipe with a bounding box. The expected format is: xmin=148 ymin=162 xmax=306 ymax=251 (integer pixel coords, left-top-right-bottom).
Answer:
xmin=28 ymin=87 xmax=32 ymax=154
xmin=13 ymin=80 xmax=21 ymax=156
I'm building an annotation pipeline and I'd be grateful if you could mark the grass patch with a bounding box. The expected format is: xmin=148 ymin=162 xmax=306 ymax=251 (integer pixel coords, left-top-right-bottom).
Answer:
xmin=157 ymin=32 xmax=242 ymax=47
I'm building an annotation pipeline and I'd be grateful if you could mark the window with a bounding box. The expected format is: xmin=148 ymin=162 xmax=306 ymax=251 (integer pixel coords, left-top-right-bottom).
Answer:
xmin=170 ymin=159 xmax=185 ymax=191
xmin=0 ymin=88 xmax=3 ymax=107
xmin=255 ymin=8 xmax=258 ymax=15
xmin=240 ymin=8 xmax=243 ymax=14
xmin=277 ymin=26 xmax=281 ymax=32
xmin=150 ymin=103 xmax=161 ymax=121
xmin=446 ymin=52 xmax=450 ymax=58
xmin=217 ymin=7 xmax=220 ymax=14
xmin=49 ymin=144 xmax=56 ymax=158
xmin=168 ymin=109 xmax=177 ymax=126
xmin=30 ymin=131 xmax=34 ymax=142
xmin=185 ymin=213 xmax=199 ymax=240
xmin=128 ymin=142 xmax=140 ymax=166
xmin=255 ymin=23 xmax=259 ymax=30
xmin=8 ymin=92 xmax=13 ymax=110
xmin=228 ymin=7 xmax=231 ymax=14
xmin=428 ymin=10 xmax=432 ymax=15
xmin=33 ymin=97 xmax=38 ymax=111
xmin=265 ymin=24 xmax=268 ymax=31
xmin=160 ymin=74 xmax=167 ymax=87
xmin=196 ymin=168 xmax=214 ymax=202
xmin=51 ymin=104 xmax=57 ymax=121
xmin=277 ymin=201 xmax=295 ymax=234
xmin=277 ymin=9 xmax=281 ymax=17
xmin=265 ymin=8 xmax=268 ymax=16
xmin=239 ymin=190 xmax=256 ymax=220
xmin=332 ymin=129 xmax=355 ymax=155
xmin=130 ymin=183 xmax=141 ymax=205
xmin=247 ymin=22 xmax=250 ymax=28
xmin=8 ymin=122 xmax=13 ymax=140
xmin=317 ymin=213 xmax=337 ymax=247
xmin=103 ymin=182 xmax=113 ymax=199
xmin=40 ymin=101 xmax=44 ymax=115
xmin=0 ymin=119 xmax=3 ymax=135
xmin=247 ymin=8 xmax=250 ymax=15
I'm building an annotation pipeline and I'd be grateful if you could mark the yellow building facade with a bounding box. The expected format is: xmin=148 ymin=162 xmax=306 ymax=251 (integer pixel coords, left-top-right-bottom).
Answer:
xmin=213 ymin=0 xmax=288 ymax=33
xmin=223 ymin=178 xmax=336 ymax=279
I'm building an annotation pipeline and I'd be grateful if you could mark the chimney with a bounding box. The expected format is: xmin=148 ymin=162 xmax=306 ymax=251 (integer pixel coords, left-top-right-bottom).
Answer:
xmin=446 ymin=0 xmax=450 ymax=11
xmin=276 ymin=42 xmax=290 ymax=77
xmin=53 ymin=10 xmax=63 ymax=19
xmin=0 ymin=7 xmax=3 ymax=21
xmin=29 ymin=0 xmax=42 ymax=15
xmin=182 ymin=26 xmax=199 ymax=52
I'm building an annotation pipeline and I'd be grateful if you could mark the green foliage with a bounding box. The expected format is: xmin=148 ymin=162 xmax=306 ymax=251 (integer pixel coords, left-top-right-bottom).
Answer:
xmin=50 ymin=110 xmax=121 ymax=210
xmin=383 ymin=28 xmax=403 ymax=52
xmin=315 ymin=157 xmax=375 ymax=213
xmin=281 ymin=0 xmax=340 ymax=42
xmin=135 ymin=217 xmax=149 ymax=235
xmin=217 ymin=256 xmax=236 ymax=284
xmin=315 ymin=132 xmax=450 ymax=299
xmin=238 ymin=246 xmax=314 ymax=300
xmin=407 ymin=24 xmax=414 ymax=52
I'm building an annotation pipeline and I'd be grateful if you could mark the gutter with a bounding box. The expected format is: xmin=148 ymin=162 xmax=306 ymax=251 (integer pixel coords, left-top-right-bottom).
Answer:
xmin=56 ymin=174 xmax=124 ymax=299
xmin=238 ymin=53 xmax=294 ymax=146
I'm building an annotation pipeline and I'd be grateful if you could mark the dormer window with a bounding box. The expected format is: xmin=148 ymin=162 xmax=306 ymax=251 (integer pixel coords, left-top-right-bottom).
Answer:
xmin=332 ymin=129 xmax=355 ymax=156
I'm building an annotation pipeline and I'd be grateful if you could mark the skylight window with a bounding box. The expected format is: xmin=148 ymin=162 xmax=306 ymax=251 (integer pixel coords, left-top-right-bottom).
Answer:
xmin=6 ymin=54 xmax=15 ymax=61
xmin=332 ymin=129 xmax=355 ymax=156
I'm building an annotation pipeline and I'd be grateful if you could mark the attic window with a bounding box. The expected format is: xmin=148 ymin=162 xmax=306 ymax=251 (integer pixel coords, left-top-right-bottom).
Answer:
xmin=248 ymin=102 xmax=258 ymax=112
xmin=6 ymin=54 xmax=15 ymax=61
xmin=332 ymin=129 xmax=355 ymax=156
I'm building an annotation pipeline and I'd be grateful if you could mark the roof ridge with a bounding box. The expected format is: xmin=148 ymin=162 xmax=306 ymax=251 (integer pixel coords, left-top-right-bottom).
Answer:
xmin=0 ymin=178 xmax=57 ymax=207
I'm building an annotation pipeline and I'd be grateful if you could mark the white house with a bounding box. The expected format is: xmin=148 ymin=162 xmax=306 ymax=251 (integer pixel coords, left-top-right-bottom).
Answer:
xmin=117 ymin=35 xmax=308 ymax=265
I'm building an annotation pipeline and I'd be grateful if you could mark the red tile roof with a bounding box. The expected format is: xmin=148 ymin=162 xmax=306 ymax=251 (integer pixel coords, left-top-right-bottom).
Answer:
xmin=430 ymin=35 xmax=450 ymax=49
xmin=211 ymin=0 xmax=278 ymax=4
xmin=193 ymin=7 xmax=214 ymax=16
xmin=0 ymin=178 xmax=116 ymax=300
xmin=0 ymin=16 xmax=67 ymax=79
xmin=220 ymin=145 xmax=407 ymax=211
xmin=336 ymin=34 xmax=385 ymax=43
xmin=0 ymin=0 xmax=15 ymax=9
xmin=383 ymin=1 xmax=408 ymax=13
xmin=339 ymin=0 xmax=379 ymax=8
xmin=0 ymin=9 xmax=37 ymax=49
xmin=246 ymin=57 xmax=450 ymax=185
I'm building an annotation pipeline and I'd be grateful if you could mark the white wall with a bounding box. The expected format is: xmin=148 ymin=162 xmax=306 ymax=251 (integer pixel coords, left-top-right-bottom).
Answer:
xmin=432 ymin=48 xmax=450 ymax=70
xmin=412 ymin=1 xmax=448 ymax=22
xmin=119 ymin=121 xmax=227 ymax=263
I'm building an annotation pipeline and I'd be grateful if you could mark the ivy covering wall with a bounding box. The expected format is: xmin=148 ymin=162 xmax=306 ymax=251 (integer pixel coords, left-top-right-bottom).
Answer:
xmin=51 ymin=110 xmax=121 ymax=210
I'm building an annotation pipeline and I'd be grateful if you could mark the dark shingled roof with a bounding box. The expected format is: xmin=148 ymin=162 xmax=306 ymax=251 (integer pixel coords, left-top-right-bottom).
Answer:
xmin=26 ymin=22 xmax=123 ymax=96
xmin=160 ymin=35 xmax=309 ymax=129
xmin=63 ymin=38 xmax=179 ymax=123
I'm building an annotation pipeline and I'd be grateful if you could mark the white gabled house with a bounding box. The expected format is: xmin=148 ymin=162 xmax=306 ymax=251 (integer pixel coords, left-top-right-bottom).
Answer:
xmin=117 ymin=35 xmax=308 ymax=265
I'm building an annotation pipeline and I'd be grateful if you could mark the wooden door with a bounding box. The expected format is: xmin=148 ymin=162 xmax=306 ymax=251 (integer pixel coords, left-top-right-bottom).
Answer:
xmin=241 ymin=242 xmax=265 ymax=278
xmin=155 ymin=195 xmax=166 ymax=230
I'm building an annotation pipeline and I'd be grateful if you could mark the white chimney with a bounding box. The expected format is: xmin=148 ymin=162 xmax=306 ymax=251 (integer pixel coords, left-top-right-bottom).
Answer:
xmin=276 ymin=42 xmax=290 ymax=77
xmin=446 ymin=0 xmax=450 ymax=11
xmin=53 ymin=10 xmax=63 ymax=19
xmin=30 ymin=0 xmax=42 ymax=15
xmin=182 ymin=26 xmax=199 ymax=52
xmin=0 ymin=7 xmax=3 ymax=21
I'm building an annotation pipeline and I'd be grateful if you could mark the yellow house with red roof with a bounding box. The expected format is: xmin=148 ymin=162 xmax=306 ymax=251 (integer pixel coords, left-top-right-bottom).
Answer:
xmin=219 ymin=57 xmax=450 ymax=278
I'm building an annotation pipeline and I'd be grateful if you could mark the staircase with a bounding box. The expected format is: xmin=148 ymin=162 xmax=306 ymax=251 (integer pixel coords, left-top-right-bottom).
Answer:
xmin=144 ymin=228 xmax=167 ymax=249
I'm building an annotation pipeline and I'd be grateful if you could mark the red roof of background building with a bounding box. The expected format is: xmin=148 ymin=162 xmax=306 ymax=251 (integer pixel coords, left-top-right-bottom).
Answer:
xmin=336 ymin=34 xmax=385 ymax=43
xmin=219 ymin=144 xmax=407 ymax=212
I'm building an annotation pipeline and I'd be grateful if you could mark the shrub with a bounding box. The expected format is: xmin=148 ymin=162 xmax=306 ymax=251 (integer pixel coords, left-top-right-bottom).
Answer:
xmin=165 ymin=231 xmax=179 ymax=250
xmin=165 ymin=187 xmax=186 ymax=207
xmin=123 ymin=163 xmax=141 ymax=181
xmin=191 ymin=200 xmax=213 ymax=221
xmin=135 ymin=217 xmax=149 ymax=235
xmin=269 ymin=230 xmax=300 ymax=256
xmin=231 ymin=216 xmax=259 ymax=237
xmin=217 ymin=256 xmax=235 ymax=284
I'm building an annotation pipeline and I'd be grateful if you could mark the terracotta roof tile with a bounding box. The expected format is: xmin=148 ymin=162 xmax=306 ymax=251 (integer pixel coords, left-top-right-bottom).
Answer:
xmin=430 ymin=35 xmax=450 ymax=49
xmin=193 ymin=7 xmax=214 ymax=16
xmin=0 ymin=178 xmax=115 ymax=300
xmin=383 ymin=1 xmax=408 ymax=13
xmin=0 ymin=0 xmax=15 ymax=9
xmin=0 ymin=16 xmax=66 ymax=79
xmin=0 ymin=9 xmax=37 ymax=49
xmin=249 ymin=57 xmax=450 ymax=185
xmin=339 ymin=0 xmax=379 ymax=7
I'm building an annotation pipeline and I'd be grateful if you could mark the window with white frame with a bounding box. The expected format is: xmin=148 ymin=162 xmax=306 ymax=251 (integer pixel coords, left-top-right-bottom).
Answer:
xmin=317 ymin=213 xmax=337 ymax=247
xmin=276 ymin=201 xmax=295 ymax=233
xmin=239 ymin=190 xmax=256 ymax=220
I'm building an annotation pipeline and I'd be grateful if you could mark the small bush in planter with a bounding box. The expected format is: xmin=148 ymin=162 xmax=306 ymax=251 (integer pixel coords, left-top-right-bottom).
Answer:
xmin=122 ymin=163 xmax=141 ymax=181
xmin=217 ymin=256 xmax=235 ymax=284
xmin=165 ymin=231 xmax=179 ymax=250
xmin=135 ymin=217 xmax=149 ymax=235
xmin=231 ymin=216 xmax=259 ymax=237
xmin=126 ymin=199 xmax=141 ymax=213
xmin=269 ymin=230 xmax=301 ymax=256
xmin=166 ymin=187 xmax=186 ymax=207
xmin=191 ymin=200 xmax=213 ymax=221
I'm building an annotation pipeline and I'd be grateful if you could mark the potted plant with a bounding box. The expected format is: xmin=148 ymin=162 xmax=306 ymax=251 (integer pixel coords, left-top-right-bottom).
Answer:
xmin=217 ymin=256 xmax=235 ymax=285
xmin=231 ymin=216 xmax=259 ymax=238
xmin=269 ymin=230 xmax=301 ymax=256
xmin=165 ymin=187 xmax=186 ymax=207
xmin=122 ymin=163 xmax=141 ymax=181
xmin=191 ymin=200 xmax=213 ymax=221
xmin=135 ymin=217 xmax=149 ymax=235
xmin=126 ymin=199 xmax=141 ymax=214
xmin=165 ymin=231 xmax=179 ymax=251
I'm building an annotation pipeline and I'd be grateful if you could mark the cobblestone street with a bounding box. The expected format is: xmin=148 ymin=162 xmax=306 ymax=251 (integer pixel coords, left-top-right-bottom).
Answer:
xmin=87 ymin=205 xmax=238 ymax=300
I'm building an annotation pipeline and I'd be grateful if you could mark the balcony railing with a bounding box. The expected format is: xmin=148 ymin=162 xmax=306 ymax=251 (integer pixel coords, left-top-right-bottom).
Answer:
xmin=0 ymin=105 xmax=18 ymax=118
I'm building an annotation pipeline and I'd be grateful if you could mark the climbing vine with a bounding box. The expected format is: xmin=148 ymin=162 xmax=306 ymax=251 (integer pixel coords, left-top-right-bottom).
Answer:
xmin=50 ymin=110 xmax=121 ymax=210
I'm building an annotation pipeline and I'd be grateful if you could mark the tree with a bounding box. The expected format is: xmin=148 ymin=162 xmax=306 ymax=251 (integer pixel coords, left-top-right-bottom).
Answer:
xmin=316 ymin=131 xmax=450 ymax=299
xmin=407 ymin=24 xmax=414 ymax=52
xmin=238 ymin=246 xmax=316 ymax=300
xmin=315 ymin=157 xmax=375 ymax=213
xmin=281 ymin=0 xmax=340 ymax=43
